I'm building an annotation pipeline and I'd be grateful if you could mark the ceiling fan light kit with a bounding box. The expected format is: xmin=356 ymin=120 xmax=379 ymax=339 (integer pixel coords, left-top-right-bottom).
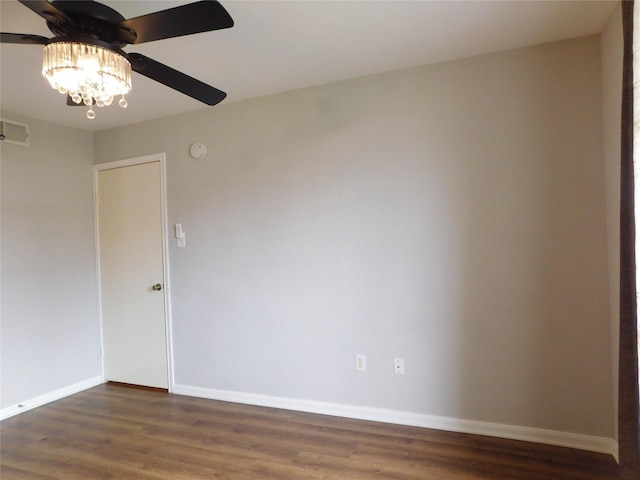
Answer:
xmin=2 ymin=0 xmax=234 ymax=120
xmin=42 ymin=39 xmax=131 ymax=118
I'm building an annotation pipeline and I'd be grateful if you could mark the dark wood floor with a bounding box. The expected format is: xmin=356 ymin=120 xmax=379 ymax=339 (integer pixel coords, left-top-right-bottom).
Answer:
xmin=1 ymin=383 xmax=619 ymax=479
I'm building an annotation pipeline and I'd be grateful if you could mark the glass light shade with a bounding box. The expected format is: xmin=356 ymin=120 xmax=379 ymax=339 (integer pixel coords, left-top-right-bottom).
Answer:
xmin=42 ymin=41 xmax=131 ymax=117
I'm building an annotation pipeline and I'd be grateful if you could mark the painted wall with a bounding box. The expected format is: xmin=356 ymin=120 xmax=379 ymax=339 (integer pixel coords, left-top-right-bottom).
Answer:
xmin=601 ymin=2 xmax=623 ymax=447
xmin=95 ymin=35 xmax=613 ymax=438
xmin=0 ymin=112 xmax=101 ymax=409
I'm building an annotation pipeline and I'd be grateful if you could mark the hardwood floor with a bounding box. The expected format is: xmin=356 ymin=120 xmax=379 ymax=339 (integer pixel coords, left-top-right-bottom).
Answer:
xmin=1 ymin=383 xmax=618 ymax=479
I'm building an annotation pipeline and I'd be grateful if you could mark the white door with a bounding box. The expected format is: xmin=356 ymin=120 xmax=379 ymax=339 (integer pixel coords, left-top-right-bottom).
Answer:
xmin=97 ymin=159 xmax=168 ymax=389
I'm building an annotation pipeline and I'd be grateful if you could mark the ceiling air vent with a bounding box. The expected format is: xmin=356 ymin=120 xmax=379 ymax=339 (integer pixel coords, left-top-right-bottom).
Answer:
xmin=0 ymin=118 xmax=30 ymax=146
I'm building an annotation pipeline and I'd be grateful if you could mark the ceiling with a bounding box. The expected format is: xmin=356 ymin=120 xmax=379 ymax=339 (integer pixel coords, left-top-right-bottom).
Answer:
xmin=0 ymin=0 xmax=617 ymax=132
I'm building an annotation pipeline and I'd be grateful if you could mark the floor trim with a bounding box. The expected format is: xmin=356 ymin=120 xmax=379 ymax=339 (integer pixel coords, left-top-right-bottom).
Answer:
xmin=173 ymin=383 xmax=617 ymax=457
xmin=1 ymin=378 xmax=617 ymax=459
xmin=0 ymin=376 xmax=104 ymax=421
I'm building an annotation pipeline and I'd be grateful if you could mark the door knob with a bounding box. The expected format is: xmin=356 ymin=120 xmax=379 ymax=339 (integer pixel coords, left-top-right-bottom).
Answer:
xmin=152 ymin=283 xmax=162 ymax=291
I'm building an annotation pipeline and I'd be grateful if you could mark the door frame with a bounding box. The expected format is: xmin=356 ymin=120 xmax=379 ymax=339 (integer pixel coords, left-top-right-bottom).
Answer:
xmin=93 ymin=152 xmax=174 ymax=391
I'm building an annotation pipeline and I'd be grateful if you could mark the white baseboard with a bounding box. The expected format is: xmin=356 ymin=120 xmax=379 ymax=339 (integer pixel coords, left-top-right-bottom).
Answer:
xmin=173 ymin=383 xmax=616 ymax=457
xmin=1 ymin=376 xmax=104 ymax=421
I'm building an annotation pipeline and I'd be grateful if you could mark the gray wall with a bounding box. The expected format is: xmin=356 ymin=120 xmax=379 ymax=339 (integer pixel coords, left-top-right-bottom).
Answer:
xmin=1 ymin=112 xmax=101 ymax=409
xmin=95 ymin=35 xmax=613 ymax=438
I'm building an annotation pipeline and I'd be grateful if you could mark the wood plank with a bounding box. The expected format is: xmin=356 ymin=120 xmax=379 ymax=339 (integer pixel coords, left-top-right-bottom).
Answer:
xmin=0 ymin=383 xmax=619 ymax=480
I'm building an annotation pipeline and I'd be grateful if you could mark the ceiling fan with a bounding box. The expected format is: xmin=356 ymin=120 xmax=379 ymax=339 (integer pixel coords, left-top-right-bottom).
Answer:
xmin=1 ymin=0 xmax=234 ymax=118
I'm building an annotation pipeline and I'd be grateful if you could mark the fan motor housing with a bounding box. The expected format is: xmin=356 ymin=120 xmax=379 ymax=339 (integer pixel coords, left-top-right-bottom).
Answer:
xmin=48 ymin=1 xmax=131 ymax=46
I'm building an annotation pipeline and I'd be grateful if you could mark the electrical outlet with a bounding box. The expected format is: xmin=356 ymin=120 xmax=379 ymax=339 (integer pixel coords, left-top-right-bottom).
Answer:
xmin=355 ymin=354 xmax=366 ymax=371
xmin=394 ymin=358 xmax=405 ymax=375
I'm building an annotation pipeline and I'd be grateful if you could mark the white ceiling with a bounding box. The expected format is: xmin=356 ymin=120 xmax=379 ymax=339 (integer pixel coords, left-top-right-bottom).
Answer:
xmin=0 ymin=0 xmax=617 ymax=132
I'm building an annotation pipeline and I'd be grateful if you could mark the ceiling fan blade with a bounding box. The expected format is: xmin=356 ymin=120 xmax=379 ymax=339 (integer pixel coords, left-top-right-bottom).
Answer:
xmin=128 ymin=53 xmax=226 ymax=106
xmin=1 ymin=32 xmax=49 ymax=44
xmin=18 ymin=0 xmax=76 ymax=28
xmin=117 ymin=1 xmax=233 ymax=45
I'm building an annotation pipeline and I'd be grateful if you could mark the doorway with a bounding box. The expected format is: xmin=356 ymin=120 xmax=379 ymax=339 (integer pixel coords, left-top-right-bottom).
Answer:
xmin=94 ymin=153 xmax=172 ymax=390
